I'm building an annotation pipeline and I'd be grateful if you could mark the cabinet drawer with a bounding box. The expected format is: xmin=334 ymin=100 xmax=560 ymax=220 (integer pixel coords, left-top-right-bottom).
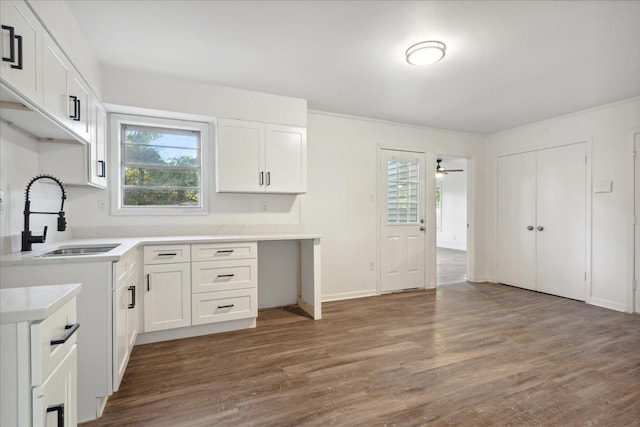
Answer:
xmin=31 ymin=297 xmax=78 ymax=386
xmin=192 ymin=289 xmax=257 ymax=325
xmin=192 ymin=259 xmax=257 ymax=293
xmin=191 ymin=242 xmax=257 ymax=262
xmin=144 ymin=245 xmax=190 ymax=264
xmin=32 ymin=344 xmax=77 ymax=427
xmin=115 ymin=248 xmax=139 ymax=285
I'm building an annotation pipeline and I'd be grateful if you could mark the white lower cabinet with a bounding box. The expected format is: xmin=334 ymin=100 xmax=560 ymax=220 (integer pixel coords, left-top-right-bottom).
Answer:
xmin=1 ymin=289 xmax=79 ymax=427
xmin=112 ymin=248 xmax=139 ymax=391
xmin=143 ymin=246 xmax=191 ymax=332
xmin=141 ymin=242 xmax=258 ymax=334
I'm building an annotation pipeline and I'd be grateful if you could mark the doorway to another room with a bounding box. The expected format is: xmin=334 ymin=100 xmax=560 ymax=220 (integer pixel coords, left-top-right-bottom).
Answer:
xmin=436 ymin=157 xmax=468 ymax=285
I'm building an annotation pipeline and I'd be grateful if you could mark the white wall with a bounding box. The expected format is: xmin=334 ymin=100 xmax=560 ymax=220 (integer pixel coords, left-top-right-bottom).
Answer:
xmin=437 ymin=158 xmax=467 ymax=250
xmin=0 ymin=123 xmax=71 ymax=254
xmin=485 ymin=97 xmax=640 ymax=312
xmin=302 ymin=112 xmax=485 ymax=301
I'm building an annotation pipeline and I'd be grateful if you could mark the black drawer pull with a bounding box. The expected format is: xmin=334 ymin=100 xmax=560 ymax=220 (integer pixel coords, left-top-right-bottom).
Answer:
xmin=69 ymin=95 xmax=79 ymax=120
xmin=217 ymin=304 xmax=234 ymax=309
xmin=50 ymin=323 xmax=80 ymax=346
xmin=217 ymin=274 xmax=235 ymax=278
xmin=216 ymin=250 xmax=234 ymax=254
xmin=98 ymin=160 xmax=106 ymax=178
xmin=47 ymin=403 xmax=64 ymax=427
xmin=128 ymin=285 xmax=136 ymax=309
xmin=12 ymin=34 xmax=22 ymax=70
xmin=157 ymin=252 xmax=177 ymax=257
xmin=2 ymin=25 xmax=16 ymax=64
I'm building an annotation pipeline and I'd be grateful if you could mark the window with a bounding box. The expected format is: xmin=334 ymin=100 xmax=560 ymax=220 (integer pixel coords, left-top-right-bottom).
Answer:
xmin=111 ymin=114 xmax=209 ymax=215
xmin=387 ymin=159 xmax=419 ymax=223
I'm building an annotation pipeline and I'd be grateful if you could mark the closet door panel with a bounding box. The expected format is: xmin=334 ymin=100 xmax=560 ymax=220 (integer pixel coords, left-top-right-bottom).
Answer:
xmin=536 ymin=143 xmax=586 ymax=300
xmin=497 ymin=152 xmax=537 ymax=290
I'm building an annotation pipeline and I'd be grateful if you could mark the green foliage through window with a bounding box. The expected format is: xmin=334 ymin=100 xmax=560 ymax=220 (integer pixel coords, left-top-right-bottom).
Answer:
xmin=121 ymin=125 xmax=201 ymax=208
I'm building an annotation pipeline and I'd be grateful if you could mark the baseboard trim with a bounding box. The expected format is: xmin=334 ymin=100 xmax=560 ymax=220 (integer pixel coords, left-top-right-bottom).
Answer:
xmin=588 ymin=297 xmax=627 ymax=313
xmin=323 ymin=290 xmax=378 ymax=302
xmin=136 ymin=318 xmax=257 ymax=345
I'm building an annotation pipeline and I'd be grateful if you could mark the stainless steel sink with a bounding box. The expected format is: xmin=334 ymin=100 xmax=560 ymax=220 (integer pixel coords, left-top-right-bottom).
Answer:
xmin=38 ymin=244 xmax=120 ymax=257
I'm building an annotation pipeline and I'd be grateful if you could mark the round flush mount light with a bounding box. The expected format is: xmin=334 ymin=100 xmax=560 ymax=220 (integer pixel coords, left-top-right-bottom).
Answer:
xmin=405 ymin=41 xmax=446 ymax=66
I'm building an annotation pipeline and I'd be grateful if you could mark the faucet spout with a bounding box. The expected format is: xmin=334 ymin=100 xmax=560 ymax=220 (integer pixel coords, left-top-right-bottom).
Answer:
xmin=21 ymin=175 xmax=67 ymax=252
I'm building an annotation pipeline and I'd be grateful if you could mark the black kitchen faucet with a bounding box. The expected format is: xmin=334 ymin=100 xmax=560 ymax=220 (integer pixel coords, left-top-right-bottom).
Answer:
xmin=22 ymin=174 xmax=67 ymax=252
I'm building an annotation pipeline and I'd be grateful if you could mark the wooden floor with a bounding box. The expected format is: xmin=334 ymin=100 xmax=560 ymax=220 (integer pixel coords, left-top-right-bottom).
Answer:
xmin=82 ymin=283 xmax=640 ymax=426
xmin=437 ymin=248 xmax=467 ymax=285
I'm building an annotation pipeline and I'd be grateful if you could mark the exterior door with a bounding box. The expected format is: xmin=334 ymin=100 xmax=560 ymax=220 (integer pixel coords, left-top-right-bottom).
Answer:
xmin=380 ymin=149 xmax=426 ymax=292
xmin=536 ymin=143 xmax=586 ymax=300
xmin=497 ymin=151 xmax=537 ymax=290
xmin=635 ymin=134 xmax=640 ymax=312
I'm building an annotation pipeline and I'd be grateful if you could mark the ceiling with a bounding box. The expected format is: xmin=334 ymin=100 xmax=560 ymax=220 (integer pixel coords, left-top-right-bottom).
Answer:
xmin=66 ymin=1 xmax=640 ymax=135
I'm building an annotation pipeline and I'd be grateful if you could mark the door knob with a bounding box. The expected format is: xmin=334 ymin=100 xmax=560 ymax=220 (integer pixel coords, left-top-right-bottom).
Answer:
xmin=419 ymin=226 xmax=426 ymax=231
xmin=526 ymin=225 xmax=534 ymax=231
xmin=537 ymin=226 xmax=544 ymax=231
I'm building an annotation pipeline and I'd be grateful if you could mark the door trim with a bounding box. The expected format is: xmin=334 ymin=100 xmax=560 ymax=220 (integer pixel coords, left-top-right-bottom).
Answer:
xmin=434 ymin=154 xmax=475 ymax=286
xmin=630 ymin=129 xmax=640 ymax=313
xmin=376 ymin=145 xmax=430 ymax=294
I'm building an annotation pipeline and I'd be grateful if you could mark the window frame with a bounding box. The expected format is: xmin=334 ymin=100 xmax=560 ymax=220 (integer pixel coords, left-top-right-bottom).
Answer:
xmin=110 ymin=113 xmax=210 ymax=216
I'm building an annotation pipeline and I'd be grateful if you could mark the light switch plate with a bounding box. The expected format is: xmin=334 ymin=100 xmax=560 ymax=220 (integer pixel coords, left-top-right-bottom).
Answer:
xmin=593 ymin=180 xmax=612 ymax=193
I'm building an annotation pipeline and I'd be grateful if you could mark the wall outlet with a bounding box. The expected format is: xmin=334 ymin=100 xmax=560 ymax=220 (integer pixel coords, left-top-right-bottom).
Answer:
xmin=369 ymin=261 xmax=375 ymax=271
xmin=97 ymin=200 xmax=107 ymax=213
xmin=261 ymin=201 xmax=269 ymax=212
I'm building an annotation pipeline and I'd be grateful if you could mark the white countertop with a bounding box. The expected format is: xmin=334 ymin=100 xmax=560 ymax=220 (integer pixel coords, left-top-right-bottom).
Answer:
xmin=0 ymin=283 xmax=82 ymax=323
xmin=0 ymin=234 xmax=321 ymax=266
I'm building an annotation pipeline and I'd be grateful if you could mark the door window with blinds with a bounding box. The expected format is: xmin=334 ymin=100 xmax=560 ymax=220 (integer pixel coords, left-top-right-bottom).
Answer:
xmin=387 ymin=160 xmax=420 ymax=223
xmin=111 ymin=114 xmax=209 ymax=215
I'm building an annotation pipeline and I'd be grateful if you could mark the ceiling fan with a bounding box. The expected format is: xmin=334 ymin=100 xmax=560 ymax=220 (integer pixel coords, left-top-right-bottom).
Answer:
xmin=436 ymin=158 xmax=464 ymax=175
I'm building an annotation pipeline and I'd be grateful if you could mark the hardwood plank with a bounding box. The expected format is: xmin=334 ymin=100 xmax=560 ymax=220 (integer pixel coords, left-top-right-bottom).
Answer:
xmin=81 ymin=283 xmax=640 ymax=426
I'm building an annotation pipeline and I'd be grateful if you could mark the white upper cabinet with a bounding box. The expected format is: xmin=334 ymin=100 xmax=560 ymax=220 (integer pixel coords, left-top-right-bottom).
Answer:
xmin=0 ymin=0 xmax=43 ymax=106
xmin=89 ymin=93 xmax=107 ymax=187
xmin=216 ymin=118 xmax=307 ymax=194
xmin=264 ymin=124 xmax=307 ymax=194
xmin=43 ymin=32 xmax=91 ymax=143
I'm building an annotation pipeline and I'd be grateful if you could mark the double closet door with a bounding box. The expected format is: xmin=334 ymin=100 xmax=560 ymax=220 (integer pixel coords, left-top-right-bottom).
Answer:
xmin=497 ymin=143 xmax=586 ymax=301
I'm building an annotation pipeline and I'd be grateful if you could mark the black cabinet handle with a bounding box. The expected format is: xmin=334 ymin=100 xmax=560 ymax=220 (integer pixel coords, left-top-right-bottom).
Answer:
xmin=216 ymin=274 xmax=235 ymax=278
xmin=12 ymin=34 xmax=22 ymax=70
xmin=50 ymin=323 xmax=80 ymax=346
xmin=69 ymin=96 xmax=78 ymax=120
xmin=146 ymin=274 xmax=150 ymax=291
xmin=216 ymin=250 xmax=234 ymax=254
xmin=46 ymin=403 xmax=64 ymax=427
xmin=75 ymin=98 xmax=81 ymax=121
xmin=128 ymin=285 xmax=136 ymax=309
xmin=259 ymin=171 xmax=264 ymax=186
xmin=266 ymin=171 xmax=271 ymax=186
xmin=157 ymin=252 xmax=177 ymax=257
xmin=2 ymin=25 xmax=16 ymax=64
xmin=217 ymin=304 xmax=234 ymax=309
xmin=98 ymin=160 xmax=106 ymax=178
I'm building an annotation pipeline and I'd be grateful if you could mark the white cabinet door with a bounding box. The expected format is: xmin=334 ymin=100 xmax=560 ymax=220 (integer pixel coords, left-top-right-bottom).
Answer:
xmin=536 ymin=143 xmax=586 ymax=300
xmin=497 ymin=151 xmax=537 ymax=290
xmin=143 ymin=263 xmax=191 ymax=332
xmin=113 ymin=283 xmax=128 ymax=390
xmin=264 ymin=124 xmax=306 ymax=194
xmin=43 ymin=32 xmax=71 ymax=131
xmin=32 ymin=345 xmax=77 ymax=427
xmin=216 ymin=118 xmax=264 ymax=193
xmin=89 ymin=95 xmax=107 ymax=187
xmin=0 ymin=0 xmax=42 ymax=106
xmin=68 ymin=71 xmax=90 ymax=142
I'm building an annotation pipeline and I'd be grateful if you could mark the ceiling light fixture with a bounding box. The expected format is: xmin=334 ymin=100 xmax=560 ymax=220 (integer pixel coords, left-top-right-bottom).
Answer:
xmin=406 ymin=41 xmax=446 ymax=66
